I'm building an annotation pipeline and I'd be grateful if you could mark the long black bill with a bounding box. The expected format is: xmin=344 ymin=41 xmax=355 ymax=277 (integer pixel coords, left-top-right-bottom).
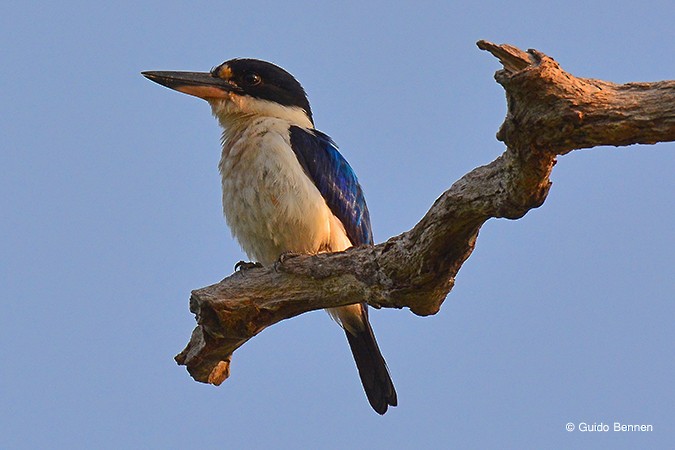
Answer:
xmin=141 ymin=71 xmax=241 ymax=99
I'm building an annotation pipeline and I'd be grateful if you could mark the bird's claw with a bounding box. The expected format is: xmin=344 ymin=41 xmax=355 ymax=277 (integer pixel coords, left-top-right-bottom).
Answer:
xmin=273 ymin=251 xmax=301 ymax=272
xmin=278 ymin=251 xmax=301 ymax=263
xmin=234 ymin=260 xmax=263 ymax=272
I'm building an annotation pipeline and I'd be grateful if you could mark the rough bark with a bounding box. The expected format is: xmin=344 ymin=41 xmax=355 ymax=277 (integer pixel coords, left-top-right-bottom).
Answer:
xmin=175 ymin=41 xmax=675 ymax=385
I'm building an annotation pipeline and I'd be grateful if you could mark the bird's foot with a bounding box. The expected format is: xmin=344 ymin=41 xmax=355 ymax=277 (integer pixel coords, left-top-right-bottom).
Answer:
xmin=278 ymin=251 xmax=301 ymax=263
xmin=273 ymin=251 xmax=302 ymax=272
xmin=234 ymin=260 xmax=263 ymax=272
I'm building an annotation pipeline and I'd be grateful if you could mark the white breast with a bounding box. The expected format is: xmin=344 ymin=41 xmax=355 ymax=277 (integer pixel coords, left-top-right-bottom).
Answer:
xmin=218 ymin=117 xmax=351 ymax=265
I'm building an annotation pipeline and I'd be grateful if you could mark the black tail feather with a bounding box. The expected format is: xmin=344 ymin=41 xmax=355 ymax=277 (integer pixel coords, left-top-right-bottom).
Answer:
xmin=344 ymin=314 xmax=397 ymax=415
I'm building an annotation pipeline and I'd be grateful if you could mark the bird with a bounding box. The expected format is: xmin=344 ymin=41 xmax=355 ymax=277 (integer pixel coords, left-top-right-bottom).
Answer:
xmin=142 ymin=58 xmax=397 ymax=414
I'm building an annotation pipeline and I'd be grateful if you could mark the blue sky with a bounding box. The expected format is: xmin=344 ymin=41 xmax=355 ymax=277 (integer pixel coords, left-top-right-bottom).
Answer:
xmin=2 ymin=1 xmax=673 ymax=448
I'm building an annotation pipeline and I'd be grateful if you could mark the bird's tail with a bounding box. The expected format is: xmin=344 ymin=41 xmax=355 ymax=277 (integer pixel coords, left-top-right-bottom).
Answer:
xmin=344 ymin=307 xmax=397 ymax=415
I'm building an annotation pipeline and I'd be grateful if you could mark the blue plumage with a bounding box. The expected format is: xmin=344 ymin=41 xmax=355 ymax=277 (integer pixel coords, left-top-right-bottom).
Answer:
xmin=289 ymin=126 xmax=373 ymax=246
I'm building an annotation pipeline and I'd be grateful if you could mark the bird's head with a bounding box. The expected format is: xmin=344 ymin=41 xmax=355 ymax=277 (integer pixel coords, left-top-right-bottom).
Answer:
xmin=142 ymin=59 xmax=313 ymax=128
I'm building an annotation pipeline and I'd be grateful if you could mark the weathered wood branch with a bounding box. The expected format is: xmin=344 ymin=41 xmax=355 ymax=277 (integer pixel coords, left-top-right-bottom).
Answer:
xmin=175 ymin=41 xmax=675 ymax=385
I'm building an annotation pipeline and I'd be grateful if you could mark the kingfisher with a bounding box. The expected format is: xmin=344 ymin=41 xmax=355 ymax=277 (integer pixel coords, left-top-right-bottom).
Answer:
xmin=142 ymin=59 xmax=397 ymax=414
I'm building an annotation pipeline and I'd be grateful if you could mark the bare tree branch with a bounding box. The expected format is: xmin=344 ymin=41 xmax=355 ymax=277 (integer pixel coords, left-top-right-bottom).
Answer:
xmin=175 ymin=41 xmax=675 ymax=385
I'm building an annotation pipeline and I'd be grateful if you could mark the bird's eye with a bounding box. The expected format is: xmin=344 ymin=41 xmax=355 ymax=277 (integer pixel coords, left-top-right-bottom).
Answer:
xmin=243 ymin=72 xmax=262 ymax=85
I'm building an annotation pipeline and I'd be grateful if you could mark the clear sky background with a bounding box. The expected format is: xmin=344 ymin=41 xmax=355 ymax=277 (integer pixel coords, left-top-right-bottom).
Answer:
xmin=2 ymin=1 xmax=673 ymax=449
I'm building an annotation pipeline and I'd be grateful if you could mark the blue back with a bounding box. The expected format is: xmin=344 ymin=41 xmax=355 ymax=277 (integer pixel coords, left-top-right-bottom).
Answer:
xmin=289 ymin=126 xmax=373 ymax=246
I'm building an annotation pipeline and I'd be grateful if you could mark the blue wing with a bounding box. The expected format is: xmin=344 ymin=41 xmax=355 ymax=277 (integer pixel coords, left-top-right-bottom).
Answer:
xmin=289 ymin=126 xmax=373 ymax=246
